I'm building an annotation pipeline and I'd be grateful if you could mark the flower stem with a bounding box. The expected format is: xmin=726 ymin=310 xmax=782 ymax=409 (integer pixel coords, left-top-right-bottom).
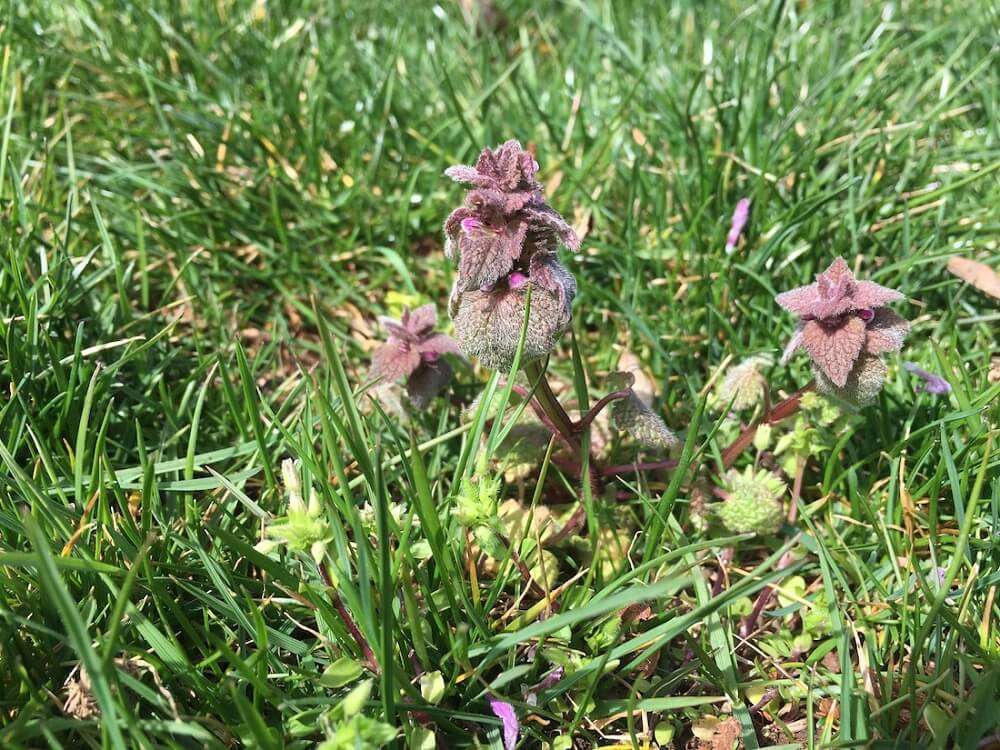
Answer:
xmin=321 ymin=564 xmax=379 ymax=673
xmin=523 ymin=359 xmax=576 ymax=440
xmin=572 ymin=389 xmax=631 ymax=433
xmin=721 ymin=381 xmax=815 ymax=469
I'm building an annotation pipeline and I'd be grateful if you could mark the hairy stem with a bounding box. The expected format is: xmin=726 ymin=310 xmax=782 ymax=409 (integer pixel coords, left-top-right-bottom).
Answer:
xmin=572 ymin=389 xmax=631 ymax=433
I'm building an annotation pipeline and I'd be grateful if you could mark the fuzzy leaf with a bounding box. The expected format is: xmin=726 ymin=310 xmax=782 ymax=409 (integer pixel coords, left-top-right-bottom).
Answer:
xmin=864 ymin=308 xmax=909 ymax=354
xmin=406 ymin=360 xmax=452 ymax=408
xmin=370 ymin=341 xmax=421 ymax=383
xmin=455 ymin=215 xmax=528 ymax=291
xmin=799 ymin=316 xmax=866 ymax=387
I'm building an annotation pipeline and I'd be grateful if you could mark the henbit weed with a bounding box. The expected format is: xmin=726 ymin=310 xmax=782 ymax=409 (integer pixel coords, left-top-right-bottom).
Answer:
xmin=0 ymin=1 xmax=997 ymax=748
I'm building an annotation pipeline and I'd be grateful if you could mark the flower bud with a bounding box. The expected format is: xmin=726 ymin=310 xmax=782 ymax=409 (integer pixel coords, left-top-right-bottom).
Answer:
xmin=717 ymin=466 xmax=786 ymax=535
xmin=715 ymin=355 xmax=771 ymax=412
xmin=607 ymin=372 xmax=678 ymax=450
xmin=813 ymin=352 xmax=887 ymax=407
xmin=451 ymin=257 xmax=575 ymax=372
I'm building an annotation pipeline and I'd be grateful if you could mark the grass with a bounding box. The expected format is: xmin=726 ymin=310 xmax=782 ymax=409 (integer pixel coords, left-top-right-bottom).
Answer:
xmin=0 ymin=0 xmax=998 ymax=747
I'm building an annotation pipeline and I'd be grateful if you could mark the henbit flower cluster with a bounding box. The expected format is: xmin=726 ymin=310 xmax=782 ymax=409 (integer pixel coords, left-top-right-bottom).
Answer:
xmin=776 ymin=257 xmax=909 ymax=406
xmin=718 ymin=466 xmax=786 ymax=535
xmin=444 ymin=140 xmax=579 ymax=371
xmin=369 ymin=304 xmax=461 ymax=408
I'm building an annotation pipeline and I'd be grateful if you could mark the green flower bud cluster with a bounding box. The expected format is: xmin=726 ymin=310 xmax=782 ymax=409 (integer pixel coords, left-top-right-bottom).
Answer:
xmin=317 ymin=680 xmax=397 ymax=750
xmin=455 ymin=453 xmax=505 ymax=557
xmin=717 ymin=466 xmax=786 ymax=535
xmin=256 ymin=459 xmax=333 ymax=564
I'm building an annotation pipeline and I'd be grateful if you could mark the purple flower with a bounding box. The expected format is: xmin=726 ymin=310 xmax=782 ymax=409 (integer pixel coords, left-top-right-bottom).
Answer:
xmin=369 ymin=304 xmax=461 ymax=407
xmin=488 ymin=698 xmax=518 ymax=750
xmin=724 ymin=198 xmax=751 ymax=255
xmin=777 ymin=258 xmax=910 ymax=405
xmin=903 ymin=363 xmax=951 ymax=395
xmin=445 ymin=142 xmax=579 ymax=371
xmin=444 ymin=140 xmax=578 ymax=296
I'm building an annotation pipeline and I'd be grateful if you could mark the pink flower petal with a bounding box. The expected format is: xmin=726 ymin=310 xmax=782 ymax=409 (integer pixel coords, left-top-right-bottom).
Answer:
xmin=507 ymin=271 xmax=529 ymax=290
xmin=903 ymin=362 xmax=951 ymax=395
xmin=725 ymin=198 xmax=750 ymax=254
xmin=799 ymin=316 xmax=866 ymax=388
xmin=488 ymin=698 xmax=519 ymax=750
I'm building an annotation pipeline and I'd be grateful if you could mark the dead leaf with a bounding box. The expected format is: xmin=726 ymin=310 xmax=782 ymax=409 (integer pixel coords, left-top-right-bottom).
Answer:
xmin=989 ymin=356 xmax=1000 ymax=384
xmin=711 ymin=718 xmax=741 ymax=750
xmin=947 ymin=256 xmax=1000 ymax=300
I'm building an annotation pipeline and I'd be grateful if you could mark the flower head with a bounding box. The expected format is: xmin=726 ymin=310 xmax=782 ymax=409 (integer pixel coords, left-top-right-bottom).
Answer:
xmin=717 ymin=466 xmax=786 ymax=535
xmin=445 ymin=141 xmax=579 ymax=370
xmin=903 ymin=362 xmax=951 ymax=395
xmin=607 ymin=371 xmax=679 ymax=450
xmin=256 ymin=459 xmax=332 ymax=563
xmin=715 ymin=355 xmax=772 ymax=412
xmin=370 ymin=304 xmax=460 ymax=407
xmin=777 ymin=257 xmax=909 ymax=405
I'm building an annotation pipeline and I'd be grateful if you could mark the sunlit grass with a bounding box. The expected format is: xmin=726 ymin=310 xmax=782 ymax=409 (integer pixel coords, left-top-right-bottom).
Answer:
xmin=0 ymin=1 xmax=997 ymax=747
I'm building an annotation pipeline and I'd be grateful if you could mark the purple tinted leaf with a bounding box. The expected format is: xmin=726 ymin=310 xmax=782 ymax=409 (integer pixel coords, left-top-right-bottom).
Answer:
xmin=417 ymin=333 xmax=462 ymax=358
xmin=405 ymin=304 xmax=438 ymax=336
xmin=799 ymin=316 xmax=866 ymax=388
xmin=523 ymin=204 xmax=579 ymax=250
xmin=378 ymin=318 xmax=412 ymax=341
xmin=456 ymin=216 xmax=528 ymax=291
xmin=528 ymin=253 xmax=576 ymax=308
xmin=444 ymin=164 xmax=496 ymax=188
xmin=406 ymin=359 xmax=452 ymax=408
xmin=864 ymin=308 xmax=909 ymax=354
xmin=444 ymin=206 xmax=478 ymax=259
xmin=781 ymin=323 xmax=805 ymax=364
xmin=776 ymin=256 xmax=905 ymax=322
xmin=853 ymin=280 xmax=905 ymax=309
xmin=488 ymin=698 xmax=518 ymax=750
xmin=370 ymin=341 xmax=421 ymax=383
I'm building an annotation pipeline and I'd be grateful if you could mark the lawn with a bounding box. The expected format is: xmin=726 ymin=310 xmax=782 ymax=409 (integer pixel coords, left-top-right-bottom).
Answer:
xmin=1 ymin=1 xmax=998 ymax=748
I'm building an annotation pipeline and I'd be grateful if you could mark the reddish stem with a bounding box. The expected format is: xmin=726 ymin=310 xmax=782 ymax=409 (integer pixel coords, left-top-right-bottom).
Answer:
xmin=721 ymin=382 xmax=815 ymax=469
xmin=321 ymin=565 xmax=379 ymax=673
xmin=572 ymin=389 xmax=631 ymax=433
